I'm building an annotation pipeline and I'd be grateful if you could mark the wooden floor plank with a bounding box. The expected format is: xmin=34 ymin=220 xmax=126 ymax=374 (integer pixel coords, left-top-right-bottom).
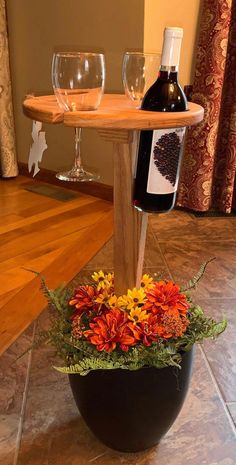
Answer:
xmin=0 ymin=195 xmax=94 ymax=234
xmin=0 ymin=177 xmax=113 ymax=354
xmin=0 ymin=287 xmax=23 ymax=308
xmin=0 ymin=200 xmax=111 ymax=262
xmin=1 ymin=190 xmax=60 ymax=217
xmin=0 ymin=248 xmax=62 ymax=295
xmin=0 ymin=210 xmax=113 ymax=355
xmin=0 ymin=225 xmax=90 ymax=273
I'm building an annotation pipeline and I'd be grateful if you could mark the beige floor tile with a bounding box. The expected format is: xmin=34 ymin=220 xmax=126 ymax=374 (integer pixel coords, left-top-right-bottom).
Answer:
xmin=150 ymin=209 xmax=236 ymax=242
xmin=199 ymin=298 xmax=236 ymax=403
xmin=158 ymin=240 xmax=236 ymax=298
xmin=0 ymin=325 xmax=34 ymax=465
xmin=227 ymin=403 xmax=236 ymax=425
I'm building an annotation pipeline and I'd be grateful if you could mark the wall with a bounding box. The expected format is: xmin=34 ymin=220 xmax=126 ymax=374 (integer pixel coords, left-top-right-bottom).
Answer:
xmin=144 ymin=0 xmax=201 ymax=86
xmin=6 ymin=0 xmax=144 ymax=185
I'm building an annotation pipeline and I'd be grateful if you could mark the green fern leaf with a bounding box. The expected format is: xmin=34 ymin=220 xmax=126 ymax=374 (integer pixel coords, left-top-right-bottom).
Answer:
xmin=180 ymin=258 xmax=216 ymax=292
xmin=204 ymin=317 xmax=227 ymax=338
xmin=54 ymin=357 xmax=129 ymax=376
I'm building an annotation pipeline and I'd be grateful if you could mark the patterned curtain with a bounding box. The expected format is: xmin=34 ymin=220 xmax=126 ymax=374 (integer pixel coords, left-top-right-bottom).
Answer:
xmin=0 ymin=0 xmax=18 ymax=178
xmin=177 ymin=0 xmax=236 ymax=213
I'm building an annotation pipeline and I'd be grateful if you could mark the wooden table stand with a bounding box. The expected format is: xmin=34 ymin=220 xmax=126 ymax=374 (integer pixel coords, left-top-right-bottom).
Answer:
xmin=23 ymin=94 xmax=204 ymax=295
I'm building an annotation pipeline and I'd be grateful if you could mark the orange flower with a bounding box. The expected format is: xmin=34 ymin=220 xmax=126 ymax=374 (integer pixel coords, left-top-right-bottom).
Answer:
xmin=144 ymin=281 xmax=190 ymax=316
xmin=158 ymin=308 xmax=189 ymax=339
xmin=119 ymin=321 xmax=142 ymax=352
xmin=69 ymin=285 xmax=98 ymax=316
xmin=84 ymin=308 xmax=142 ymax=353
xmin=71 ymin=315 xmax=83 ymax=339
xmin=84 ymin=308 xmax=127 ymax=353
xmin=140 ymin=314 xmax=160 ymax=346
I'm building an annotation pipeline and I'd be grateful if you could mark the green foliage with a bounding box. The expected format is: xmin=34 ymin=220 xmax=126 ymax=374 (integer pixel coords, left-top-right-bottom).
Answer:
xmin=54 ymin=358 xmax=126 ymax=376
xmin=54 ymin=344 xmax=183 ymax=375
xmin=174 ymin=305 xmax=227 ymax=351
xmin=30 ymin=263 xmax=227 ymax=376
xmin=180 ymin=258 xmax=216 ymax=292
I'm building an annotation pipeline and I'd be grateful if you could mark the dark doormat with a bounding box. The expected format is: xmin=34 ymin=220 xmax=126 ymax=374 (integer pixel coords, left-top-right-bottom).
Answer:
xmin=24 ymin=183 xmax=80 ymax=202
xmin=191 ymin=210 xmax=236 ymax=218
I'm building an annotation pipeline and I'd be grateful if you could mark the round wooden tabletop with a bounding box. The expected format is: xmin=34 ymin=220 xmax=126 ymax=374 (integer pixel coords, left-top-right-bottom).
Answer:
xmin=23 ymin=93 xmax=204 ymax=129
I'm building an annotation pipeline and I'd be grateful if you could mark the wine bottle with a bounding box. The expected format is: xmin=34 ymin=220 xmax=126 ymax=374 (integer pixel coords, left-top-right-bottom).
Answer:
xmin=133 ymin=27 xmax=188 ymax=213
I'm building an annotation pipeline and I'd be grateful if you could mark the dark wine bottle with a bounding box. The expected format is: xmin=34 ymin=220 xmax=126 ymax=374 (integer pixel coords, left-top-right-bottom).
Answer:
xmin=133 ymin=27 xmax=188 ymax=213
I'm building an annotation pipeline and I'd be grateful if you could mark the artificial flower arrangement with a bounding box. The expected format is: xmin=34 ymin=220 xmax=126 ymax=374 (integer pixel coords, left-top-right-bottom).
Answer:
xmin=36 ymin=262 xmax=227 ymax=375
xmin=36 ymin=259 xmax=227 ymax=376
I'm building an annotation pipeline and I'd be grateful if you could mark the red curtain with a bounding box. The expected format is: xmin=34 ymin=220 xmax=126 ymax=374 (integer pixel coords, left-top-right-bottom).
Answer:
xmin=177 ymin=0 xmax=236 ymax=213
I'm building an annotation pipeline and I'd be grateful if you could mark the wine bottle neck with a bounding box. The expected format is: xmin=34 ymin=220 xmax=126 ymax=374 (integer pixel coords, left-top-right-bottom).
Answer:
xmin=158 ymin=69 xmax=179 ymax=82
xmin=160 ymin=65 xmax=178 ymax=73
xmin=160 ymin=28 xmax=183 ymax=68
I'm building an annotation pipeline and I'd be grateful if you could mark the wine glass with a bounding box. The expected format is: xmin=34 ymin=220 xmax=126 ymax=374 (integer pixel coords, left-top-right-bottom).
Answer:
xmin=122 ymin=52 xmax=161 ymax=108
xmin=52 ymin=52 xmax=105 ymax=182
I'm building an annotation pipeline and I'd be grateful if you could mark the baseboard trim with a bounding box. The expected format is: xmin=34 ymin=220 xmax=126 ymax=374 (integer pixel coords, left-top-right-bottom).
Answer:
xmin=18 ymin=162 xmax=113 ymax=202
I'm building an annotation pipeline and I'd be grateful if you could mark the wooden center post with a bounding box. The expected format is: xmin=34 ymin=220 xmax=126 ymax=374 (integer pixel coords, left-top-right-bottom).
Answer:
xmin=98 ymin=129 xmax=141 ymax=294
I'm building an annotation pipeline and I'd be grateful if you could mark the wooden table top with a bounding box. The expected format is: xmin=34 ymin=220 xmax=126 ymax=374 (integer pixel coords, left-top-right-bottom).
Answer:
xmin=23 ymin=94 xmax=204 ymax=129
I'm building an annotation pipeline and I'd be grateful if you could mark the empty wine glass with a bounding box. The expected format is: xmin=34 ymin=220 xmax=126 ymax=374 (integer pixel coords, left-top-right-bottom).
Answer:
xmin=122 ymin=52 xmax=161 ymax=108
xmin=52 ymin=52 xmax=105 ymax=181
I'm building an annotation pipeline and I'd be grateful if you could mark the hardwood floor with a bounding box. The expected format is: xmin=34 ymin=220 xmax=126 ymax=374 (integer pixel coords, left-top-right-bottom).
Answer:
xmin=0 ymin=176 xmax=113 ymax=355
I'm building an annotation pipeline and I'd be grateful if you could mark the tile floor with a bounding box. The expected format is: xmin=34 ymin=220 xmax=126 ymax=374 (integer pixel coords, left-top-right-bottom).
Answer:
xmin=1 ymin=209 xmax=236 ymax=465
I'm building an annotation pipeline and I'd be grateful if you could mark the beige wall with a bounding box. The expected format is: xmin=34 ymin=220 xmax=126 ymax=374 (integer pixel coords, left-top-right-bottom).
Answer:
xmin=144 ymin=0 xmax=201 ymax=86
xmin=6 ymin=0 xmax=144 ymax=185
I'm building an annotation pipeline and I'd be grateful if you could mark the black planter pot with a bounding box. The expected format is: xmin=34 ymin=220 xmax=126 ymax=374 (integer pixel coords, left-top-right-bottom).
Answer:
xmin=69 ymin=349 xmax=193 ymax=452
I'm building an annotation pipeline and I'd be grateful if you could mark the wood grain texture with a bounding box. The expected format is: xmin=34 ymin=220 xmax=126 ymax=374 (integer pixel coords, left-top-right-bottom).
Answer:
xmin=23 ymin=95 xmax=63 ymax=124
xmin=98 ymin=129 xmax=133 ymax=143
xmin=113 ymin=141 xmax=141 ymax=294
xmin=23 ymin=94 xmax=204 ymax=129
xmin=0 ymin=177 xmax=113 ymax=354
xmin=136 ymin=213 xmax=149 ymax=288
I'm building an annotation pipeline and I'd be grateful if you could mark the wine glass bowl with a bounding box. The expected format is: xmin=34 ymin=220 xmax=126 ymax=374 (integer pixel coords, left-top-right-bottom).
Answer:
xmin=52 ymin=52 xmax=105 ymax=111
xmin=51 ymin=52 xmax=105 ymax=182
xmin=122 ymin=52 xmax=161 ymax=108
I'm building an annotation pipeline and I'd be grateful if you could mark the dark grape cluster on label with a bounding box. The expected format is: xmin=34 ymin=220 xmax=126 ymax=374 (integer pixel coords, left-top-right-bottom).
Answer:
xmin=153 ymin=132 xmax=181 ymax=187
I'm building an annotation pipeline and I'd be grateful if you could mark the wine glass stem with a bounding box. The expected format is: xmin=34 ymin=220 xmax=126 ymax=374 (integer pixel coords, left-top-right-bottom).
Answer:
xmin=74 ymin=127 xmax=83 ymax=170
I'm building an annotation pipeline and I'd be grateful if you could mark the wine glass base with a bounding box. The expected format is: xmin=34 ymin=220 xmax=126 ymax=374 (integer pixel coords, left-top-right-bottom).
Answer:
xmin=56 ymin=168 xmax=100 ymax=182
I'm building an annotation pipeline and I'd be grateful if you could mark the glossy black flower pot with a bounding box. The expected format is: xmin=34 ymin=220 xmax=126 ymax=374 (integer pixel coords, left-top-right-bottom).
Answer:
xmin=69 ymin=349 xmax=193 ymax=452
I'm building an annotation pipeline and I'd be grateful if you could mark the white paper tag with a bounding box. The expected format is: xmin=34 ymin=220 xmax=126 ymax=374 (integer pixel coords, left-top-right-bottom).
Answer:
xmin=28 ymin=121 xmax=48 ymax=177
xmin=147 ymin=127 xmax=185 ymax=194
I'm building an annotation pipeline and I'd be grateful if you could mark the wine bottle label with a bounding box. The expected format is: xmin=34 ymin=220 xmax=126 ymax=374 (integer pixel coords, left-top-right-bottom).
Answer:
xmin=147 ymin=127 xmax=185 ymax=194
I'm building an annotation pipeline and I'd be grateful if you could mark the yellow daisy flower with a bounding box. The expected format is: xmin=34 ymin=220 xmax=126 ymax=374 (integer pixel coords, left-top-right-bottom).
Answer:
xmin=118 ymin=288 xmax=146 ymax=310
xmin=105 ymin=272 xmax=114 ymax=284
xmin=92 ymin=271 xmax=114 ymax=291
xmin=128 ymin=307 xmax=149 ymax=324
xmin=104 ymin=274 xmax=114 ymax=292
xmin=108 ymin=294 xmax=118 ymax=308
xmin=95 ymin=289 xmax=111 ymax=308
xmin=92 ymin=270 xmax=106 ymax=287
xmin=141 ymin=274 xmax=154 ymax=290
